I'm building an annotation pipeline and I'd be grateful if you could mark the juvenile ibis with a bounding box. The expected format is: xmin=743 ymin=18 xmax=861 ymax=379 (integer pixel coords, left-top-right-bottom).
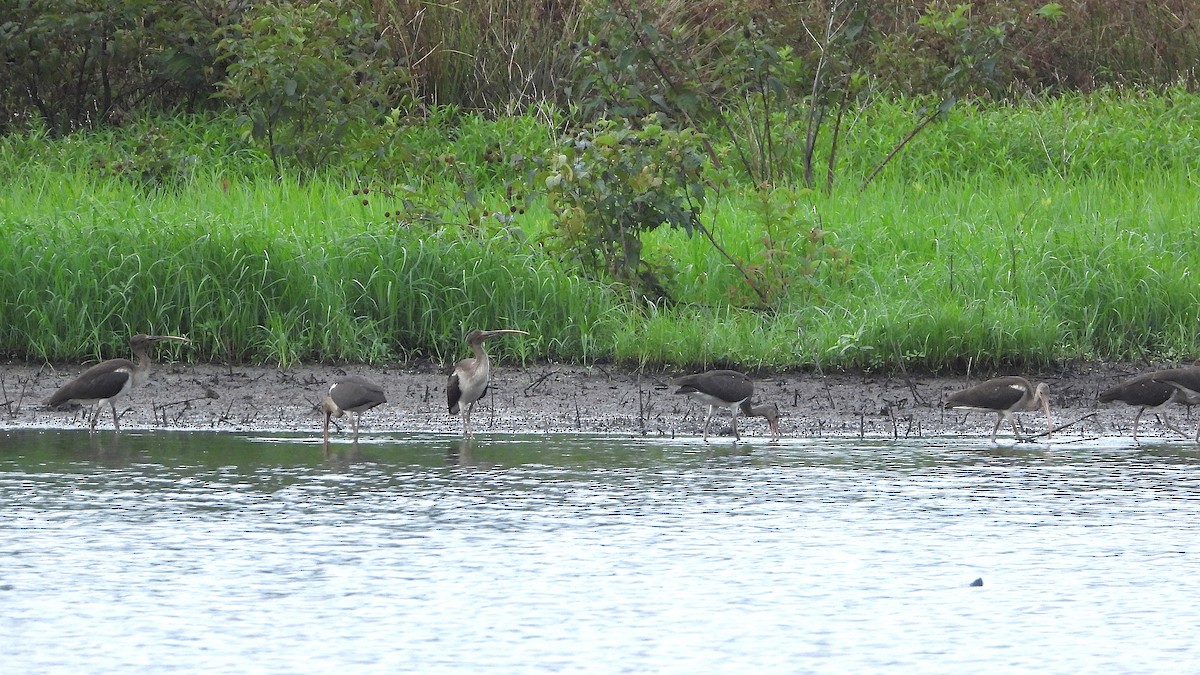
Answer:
xmin=1148 ymin=367 xmax=1200 ymax=442
xmin=1098 ymin=370 xmax=1197 ymax=441
xmin=672 ymin=369 xmax=781 ymax=441
xmin=447 ymin=329 xmax=528 ymax=436
xmin=320 ymin=375 xmax=387 ymax=444
xmin=944 ymin=375 xmax=1052 ymax=442
xmin=46 ymin=333 xmax=189 ymax=432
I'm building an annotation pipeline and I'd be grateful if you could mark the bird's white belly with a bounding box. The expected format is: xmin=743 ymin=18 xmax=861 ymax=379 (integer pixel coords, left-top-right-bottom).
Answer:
xmin=457 ymin=363 xmax=490 ymax=405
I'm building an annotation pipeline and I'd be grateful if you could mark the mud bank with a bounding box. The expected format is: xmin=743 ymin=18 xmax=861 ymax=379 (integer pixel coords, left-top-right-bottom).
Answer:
xmin=5 ymin=359 xmax=1200 ymax=444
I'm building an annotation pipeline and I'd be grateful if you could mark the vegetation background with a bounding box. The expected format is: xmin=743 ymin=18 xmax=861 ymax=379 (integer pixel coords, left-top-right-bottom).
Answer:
xmin=1 ymin=0 xmax=1198 ymax=371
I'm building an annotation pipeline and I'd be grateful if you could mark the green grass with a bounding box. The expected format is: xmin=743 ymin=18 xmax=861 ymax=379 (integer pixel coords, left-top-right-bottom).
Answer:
xmin=638 ymin=171 xmax=1200 ymax=370
xmin=2 ymin=92 xmax=1199 ymax=371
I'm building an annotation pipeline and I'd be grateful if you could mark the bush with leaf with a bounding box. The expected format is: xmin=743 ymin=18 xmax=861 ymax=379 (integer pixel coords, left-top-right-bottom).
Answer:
xmin=538 ymin=117 xmax=708 ymax=300
xmin=0 ymin=0 xmax=223 ymax=134
xmin=215 ymin=0 xmax=412 ymax=174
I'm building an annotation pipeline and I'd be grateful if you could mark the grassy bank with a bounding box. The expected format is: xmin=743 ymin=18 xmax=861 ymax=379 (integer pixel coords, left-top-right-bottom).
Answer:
xmin=2 ymin=92 xmax=1199 ymax=370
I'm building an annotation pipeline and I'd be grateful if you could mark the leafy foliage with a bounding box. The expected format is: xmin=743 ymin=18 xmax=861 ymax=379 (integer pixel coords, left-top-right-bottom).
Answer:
xmin=727 ymin=191 xmax=853 ymax=308
xmin=538 ymin=117 xmax=708 ymax=300
xmin=875 ymin=2 xmax=1065 ymax=97
xmin=2 ymin=0 xmax=1199 ymax=136
xmin=94 ymin=124 xmax=198 ymax=187
xmin=562 ymin=3 xmax=865 ymax=307
xmin=4 ymin=93 xmax=1200 ymax=369
xmin=215 ymin=0 xmax=412 ymax=174
xmin=0 ymin=0 xmax=224 ymax=134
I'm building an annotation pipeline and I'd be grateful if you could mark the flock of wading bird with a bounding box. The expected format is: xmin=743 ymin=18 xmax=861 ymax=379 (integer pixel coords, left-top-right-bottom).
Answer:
xmin=41 ymin=332 xmax=1200 ymax=446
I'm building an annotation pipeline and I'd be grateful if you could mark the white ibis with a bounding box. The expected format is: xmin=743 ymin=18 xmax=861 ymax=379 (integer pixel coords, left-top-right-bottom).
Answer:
xmin=320 ymin=375 xmax=387 ymax=443
xmin=671 ymin=369 xmax=781 ymax=441
xmin=447 ymin=329 xmax=528 ymax=436
xmin=944 ymin=375 xmax=1052 ymax=442
xmin=1098 ymin=370 xmax=1198 ymax=441
xmin=46 ymin=333 xmax=189 ymax=432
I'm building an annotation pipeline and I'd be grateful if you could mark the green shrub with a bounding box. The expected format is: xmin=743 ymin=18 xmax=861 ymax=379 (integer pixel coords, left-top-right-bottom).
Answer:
xmin=215 ymin=0 xmax=412 ymax=174
xmin=0 ymin=0 xmax=223 ymax=134
xmin=538 ymin=117 xmax=708 ymax=300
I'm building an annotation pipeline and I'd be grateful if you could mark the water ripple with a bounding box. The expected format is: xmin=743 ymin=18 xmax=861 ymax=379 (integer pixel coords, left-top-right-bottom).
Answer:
xmin=3 ymin=431 xmax=1200 ymax=672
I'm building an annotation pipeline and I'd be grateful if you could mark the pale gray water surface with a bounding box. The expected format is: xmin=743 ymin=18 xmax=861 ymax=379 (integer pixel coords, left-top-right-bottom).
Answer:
xmin=2 ymin=430 xmax=1200 ymax=673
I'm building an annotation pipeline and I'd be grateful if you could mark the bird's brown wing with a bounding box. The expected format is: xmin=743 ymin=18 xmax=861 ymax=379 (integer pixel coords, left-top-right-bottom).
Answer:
xmin=1099 ymin=373 xmax=1172 ymax=406
xmin=1154 ymin=368 xmax=1200 ymax=397
xmin=673 ymin=370 xmax=751 ymax=404
xmin=946 ymin=378 xmax=1026 ymax=410
xmin=332 ymin=376 xmax=387 ymax=411
xmin=447 ymin=373 xmax=461 ymax=414
xmin=47 ymin=363 xmax=132 ymax=406
xmin=1147 ymin=365 xmax=1200 ymax=401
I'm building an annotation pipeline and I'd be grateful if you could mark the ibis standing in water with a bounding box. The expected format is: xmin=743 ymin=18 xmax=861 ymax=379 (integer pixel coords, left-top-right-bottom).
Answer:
xmin=47 ymin=333 xmax=190 ymax=432
xmin=447 ymin=329 xmax=528 ymax=436
xmin=1148 ymin=367 xmax=1200 ymax=442
xmin=944 ymin=375 xmax=1053 ymax=443
xmin=1098 ymin=370 xmax=1199 ymax=441
xmin=320 ymin=375 xmax=387 ymax=444
xmin=672 ymin=369 xmax=781 ymax=441
xmin=1099 ymin=362 xmax=1200 ymax=441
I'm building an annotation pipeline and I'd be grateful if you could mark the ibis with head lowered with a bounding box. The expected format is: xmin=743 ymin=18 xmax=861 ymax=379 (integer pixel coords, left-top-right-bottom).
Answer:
xmin=320 ymin=375 xmax=387 ymax=444
xmin=1147 ymin=367 xmax=1200 ymax=442
xmin=1098 ymin=369 xmax=1200 ymax=441
xmin=944 ymin=375 xmax=1052 ymax=443
xmin=672 ymin=369 xmax=780 ymax=441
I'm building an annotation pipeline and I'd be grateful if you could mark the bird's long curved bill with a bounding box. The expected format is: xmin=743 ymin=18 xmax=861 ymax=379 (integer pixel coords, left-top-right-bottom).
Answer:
xmin=1041 ymin=398 xmax=1053 ymax=438
xmin=149 ymin=335 xmax=190 ymax=343
xmin=478 ymin=329 xmax=528 ymax=340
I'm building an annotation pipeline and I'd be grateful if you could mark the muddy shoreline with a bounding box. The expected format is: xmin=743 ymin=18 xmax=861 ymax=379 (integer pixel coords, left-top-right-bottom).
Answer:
xmin=2 ymin=359 xmax=1197 ymax=442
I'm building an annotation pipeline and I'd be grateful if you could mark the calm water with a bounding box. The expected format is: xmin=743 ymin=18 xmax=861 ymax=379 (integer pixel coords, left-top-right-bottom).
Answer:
xmin=2 ymin=429 xmax=1200 ymax=673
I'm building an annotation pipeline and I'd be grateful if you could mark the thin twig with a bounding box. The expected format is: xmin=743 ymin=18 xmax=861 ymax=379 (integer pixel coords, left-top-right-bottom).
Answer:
xmin=824 ymin=78 xmax=851 ymax=194
xmin=860 ymin=104 xmax=946 ymax=191
xmin=1025 ymin=412 xmax=1099 ymax=439
xmin=524 ymin=370 xmax=556 ymax=396
xmin=691 ymin=217 xmax=770 ymax=306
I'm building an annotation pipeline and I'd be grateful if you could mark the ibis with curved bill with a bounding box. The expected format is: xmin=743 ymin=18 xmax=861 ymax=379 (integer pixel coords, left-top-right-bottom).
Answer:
xmin=1149 ymin=367 xmax=1200 ymax=442
xmin=447 ymin=329 xmax=528 ymax=436
xmin=672 ymin=369 xmax=780 ymax=441
xmin=47 ymin=333 xmax=190 ymax=432
xmin=944 ymin=375 xmax=1052 ymax=443
xmin=320 ymin=375 xmax=387 ymax=443
xmin=1098 ymin=369 xmax=1199 ymax=441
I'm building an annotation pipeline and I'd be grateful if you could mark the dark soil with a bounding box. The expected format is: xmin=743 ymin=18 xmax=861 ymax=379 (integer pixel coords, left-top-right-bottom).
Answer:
xmin=3 ymin=359 xmax=1195 ymax=442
